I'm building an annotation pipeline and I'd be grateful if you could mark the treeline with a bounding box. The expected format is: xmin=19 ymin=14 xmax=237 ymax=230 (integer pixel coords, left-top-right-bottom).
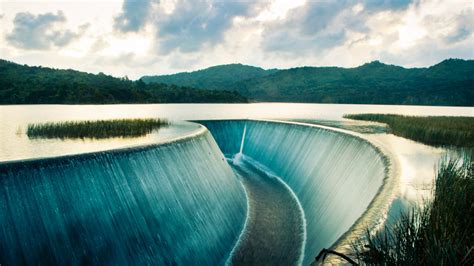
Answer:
xmin=143 ymin=59 xmax=474 ymax=106
xmin=0 ymin=60 xmax=248 ymax=104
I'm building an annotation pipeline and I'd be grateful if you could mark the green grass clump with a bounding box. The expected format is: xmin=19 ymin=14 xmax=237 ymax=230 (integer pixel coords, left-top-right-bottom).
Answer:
xmin=353 ymin=158 xmax=474 ymax=265
xmin=344 ymin=114 xmax=474 ymax=147
xmin=27 ymin=118 xmax=168 ymax=139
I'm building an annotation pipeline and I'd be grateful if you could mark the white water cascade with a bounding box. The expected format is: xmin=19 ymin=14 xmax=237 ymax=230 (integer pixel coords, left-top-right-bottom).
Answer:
xmin=233 ymin=124 xmax=247 ymax=164
xmin=0 ymin=128 xmax=247 ymax=265
xmin=201 ymin=119 xmax=387 ymax=265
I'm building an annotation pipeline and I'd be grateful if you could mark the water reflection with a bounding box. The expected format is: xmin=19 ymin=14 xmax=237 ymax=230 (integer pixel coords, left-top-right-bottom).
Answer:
xmin=366 ymin=134 xmax=446 ymax=225
xmin=1 ymin=120 xmax=200 ymax=162
xmin=2 ymin=103 xmax=472 ymax=162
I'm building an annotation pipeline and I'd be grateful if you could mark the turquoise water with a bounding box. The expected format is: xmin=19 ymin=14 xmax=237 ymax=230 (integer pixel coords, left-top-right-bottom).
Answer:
xmin=201 ymin=120 xmax=386 ymax=265
xmin=0 ymin=130 xmax=246 ymax=265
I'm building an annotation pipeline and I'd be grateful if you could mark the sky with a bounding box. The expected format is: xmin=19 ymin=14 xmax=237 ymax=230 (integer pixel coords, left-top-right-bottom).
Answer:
xmin=0 ymin=0 xmax=473 ymax=79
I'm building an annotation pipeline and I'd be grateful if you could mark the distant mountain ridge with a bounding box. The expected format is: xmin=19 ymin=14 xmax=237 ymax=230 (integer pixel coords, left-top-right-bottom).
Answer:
xmin=142 ymin=59 xmax=474 ymax=106
xmin=1 ymin=59 xmax=472 ymax=106
xmin=0 ymin=60 xmax=248 ymax=104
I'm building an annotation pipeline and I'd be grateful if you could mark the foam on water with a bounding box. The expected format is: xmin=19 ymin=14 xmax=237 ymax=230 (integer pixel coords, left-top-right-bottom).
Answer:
xmin=0 ymin=128 xmax=247 ymax=265
xmin=232 ymin=124 xmax=247 ymax=164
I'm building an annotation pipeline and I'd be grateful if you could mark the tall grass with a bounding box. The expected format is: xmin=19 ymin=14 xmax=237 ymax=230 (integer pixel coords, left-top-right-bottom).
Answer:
xmin=344 ymin=114 xmax=474 ymax=147
xmin=353 ymin=158 xmax=473 ymax=265
xmin=27 ymin=118 xmax=168 ymax=139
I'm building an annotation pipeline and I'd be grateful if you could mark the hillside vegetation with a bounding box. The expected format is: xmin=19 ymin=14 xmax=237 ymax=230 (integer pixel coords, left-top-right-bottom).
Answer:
xmin=143 ymin=59 xmax=474 ymax=106
xmin=142 ymin=63 xmax=277 ymax=92
xmin=0 ymin=60 xmax=248 ymax=104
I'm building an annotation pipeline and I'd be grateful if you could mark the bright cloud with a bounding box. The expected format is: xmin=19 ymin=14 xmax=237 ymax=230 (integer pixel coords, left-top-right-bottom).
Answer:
xmin=0 ymin=0 xmax=472 ymax=79
xmin=6 ymin=11 xmax=87 ymax=50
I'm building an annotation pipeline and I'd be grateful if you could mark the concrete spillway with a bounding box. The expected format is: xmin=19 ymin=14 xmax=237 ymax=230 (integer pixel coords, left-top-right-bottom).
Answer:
xmin=201 ymin=120 xmax=387 ymax=265
xmin=0 ymin=119 xmax=388 ymax=265
xmin=0 ymin=126 xmax=246 ymax=265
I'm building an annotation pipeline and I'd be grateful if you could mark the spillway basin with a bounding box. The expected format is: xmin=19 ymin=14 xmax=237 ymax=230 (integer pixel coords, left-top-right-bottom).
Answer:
xmin=229 ymin=157 xmax=305 ymax=265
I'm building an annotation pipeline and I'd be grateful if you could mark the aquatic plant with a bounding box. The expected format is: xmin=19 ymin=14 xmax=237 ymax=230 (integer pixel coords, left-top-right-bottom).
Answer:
xmin=353 ymin=158 xmax=474 ymax=265
xmin=27 ymin=118 xmax=168 ymax=139
xmin=344 ymin=114 xmax=474 ymax=147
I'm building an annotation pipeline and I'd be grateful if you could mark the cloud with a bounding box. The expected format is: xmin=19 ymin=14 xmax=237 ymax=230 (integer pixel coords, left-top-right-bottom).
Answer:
xmin=444 ymin=9 xmax=474 ymax=44
xmin=363 ymin=0 xmax=414 ymax=11
xmin=113 ymin=0 xmax=268 ymax=53
xmin=261 ymin=0 xmax=415 ymax=55
xmin=6 ymin=11 xmax=86 ymax=50
xmin=3 ymin=0 xmax=472 ymax=79
xmin=261 ymin=1 xmax=351 ymax=55
xmin=155 ymin=0 xmax=269 ymax=53
xmin=167 ymin=52 xmax=202 ymax=69
xmin=379 ymin=36 xmax=474 ymax=66
xmin=89 ymin=37 xmax=110 ymax=53
xmin=114 ymin=0 xmax=156 ymax=32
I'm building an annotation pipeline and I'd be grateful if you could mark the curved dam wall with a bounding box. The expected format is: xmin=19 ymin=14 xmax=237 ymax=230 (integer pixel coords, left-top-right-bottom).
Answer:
xmin=201 ymin=120 xmax=386 ymax=265
xmin=0 ymin=128 xmax=246 ymax=265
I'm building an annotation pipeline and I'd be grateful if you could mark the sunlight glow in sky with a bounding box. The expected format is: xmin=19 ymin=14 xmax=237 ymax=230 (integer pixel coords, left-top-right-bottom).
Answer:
xmin=0 ymin=0 xmax=472 ymax=79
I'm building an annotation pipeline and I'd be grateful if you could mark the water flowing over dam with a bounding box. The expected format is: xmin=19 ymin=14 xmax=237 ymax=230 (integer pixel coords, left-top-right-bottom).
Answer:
xmin=0 ymin=127 xmax=246 ymax=265
xmin=0 ymin=119 xmax=388 ymax=265
xmin=201 ymin=120 xmax=386 ymax=265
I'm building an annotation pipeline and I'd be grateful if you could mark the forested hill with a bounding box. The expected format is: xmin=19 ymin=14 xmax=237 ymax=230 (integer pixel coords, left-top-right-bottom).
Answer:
xmin=142 ymin=64 xmax=278 ymax=91
xmin=0 ymin=60 xmax=248 ymax=104
xmin=143 ymin=59 xmax=474 ymax=106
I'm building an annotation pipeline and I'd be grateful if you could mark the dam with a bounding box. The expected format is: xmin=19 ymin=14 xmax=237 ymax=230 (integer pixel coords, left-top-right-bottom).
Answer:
xmin=201 ymin=120 xmax=387 ymax=265
xmin=0 ymin=119 xmax=388 ymax=265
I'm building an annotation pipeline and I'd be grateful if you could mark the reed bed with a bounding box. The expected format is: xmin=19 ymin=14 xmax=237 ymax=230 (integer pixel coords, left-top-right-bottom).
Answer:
xmin=344 ymin=114 xmax=474 ymax=147
xmin=353 ymin=158 xmax=473 ymax=265
xmin=27 ymin=118 xmax=168 ymax=139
